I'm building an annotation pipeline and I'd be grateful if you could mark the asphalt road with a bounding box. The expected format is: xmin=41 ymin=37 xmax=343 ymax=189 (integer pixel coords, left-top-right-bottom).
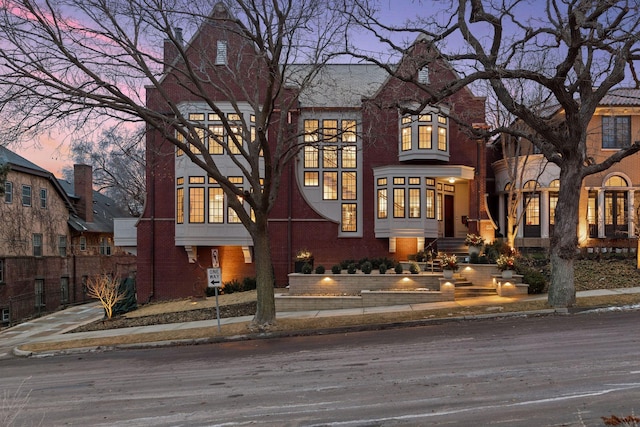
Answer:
xmin=2 ymin=309 xmax=639 ymax=426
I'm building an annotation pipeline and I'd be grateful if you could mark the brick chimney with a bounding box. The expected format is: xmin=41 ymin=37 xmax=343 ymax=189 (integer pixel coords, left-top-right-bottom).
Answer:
xmin=74 ymin=164 xmax=93 ymax=223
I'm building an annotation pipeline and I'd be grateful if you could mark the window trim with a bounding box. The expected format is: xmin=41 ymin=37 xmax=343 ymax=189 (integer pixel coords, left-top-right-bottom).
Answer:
xmin=4 ymin=181 xmax=12 ymax=203
xmin=22 ymin=185 xmax=32 ymax=207
xmin=33 ymin=233 xmax=43 ymax=257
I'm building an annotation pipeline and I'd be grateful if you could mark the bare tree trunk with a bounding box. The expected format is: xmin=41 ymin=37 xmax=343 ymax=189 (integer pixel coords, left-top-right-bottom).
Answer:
xmin=548 ymin=163 xmax=582 ymax=307
xmin=251 ymin=215 xmax=276 ymax=328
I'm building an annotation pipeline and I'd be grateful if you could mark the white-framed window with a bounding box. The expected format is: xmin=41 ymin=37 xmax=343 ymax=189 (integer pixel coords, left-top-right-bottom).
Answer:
xmin=40 ymin=188 xmax=47 ymax=208
xmin=4 ymin=181 xmax=12 ymax=203
xmin=399 ymin=109 xmax=449 ymax=156
xmin=79 ymin=236 xmax=87 ymax=251
xmin=22 ymin=185 xmax=31 ymax=206
xmin=1 ymin=308 xmax=9 ymax=324
xmin=33 ymin=233 xmax=42 ymax=257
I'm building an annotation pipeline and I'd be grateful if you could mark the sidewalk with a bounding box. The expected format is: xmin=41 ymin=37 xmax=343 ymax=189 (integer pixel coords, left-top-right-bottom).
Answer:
xmin=2 ymin=287 xmax=640 ymax=359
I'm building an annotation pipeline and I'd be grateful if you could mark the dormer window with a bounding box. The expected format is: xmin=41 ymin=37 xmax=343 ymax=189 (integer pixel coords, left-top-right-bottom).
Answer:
xmin=398 ymin=107 xmax=449 ymax=162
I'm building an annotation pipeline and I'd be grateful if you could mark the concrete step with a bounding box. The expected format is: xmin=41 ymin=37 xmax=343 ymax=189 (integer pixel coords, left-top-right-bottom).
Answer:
xmin=455 ymin=286 xmax=497 ymax=298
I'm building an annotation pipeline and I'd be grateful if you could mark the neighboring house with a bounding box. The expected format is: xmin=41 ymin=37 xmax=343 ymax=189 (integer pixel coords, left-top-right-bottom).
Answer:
xmin=135 ymin=4 xmax=488 ymax=302
xmin=491 ymin=88 xmax=640 ymax=251
xmin=0 ymin=146 xmax=135 ymax=326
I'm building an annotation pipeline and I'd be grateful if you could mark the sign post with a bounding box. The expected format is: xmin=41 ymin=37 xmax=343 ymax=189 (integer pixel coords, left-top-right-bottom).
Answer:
xmin=207 ymin=267 xmax=222 ymax=332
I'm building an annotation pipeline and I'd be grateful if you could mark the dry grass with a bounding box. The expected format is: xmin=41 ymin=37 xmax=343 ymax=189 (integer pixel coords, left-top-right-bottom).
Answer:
xmin=18 ymin=292 xmax=640 ymax=354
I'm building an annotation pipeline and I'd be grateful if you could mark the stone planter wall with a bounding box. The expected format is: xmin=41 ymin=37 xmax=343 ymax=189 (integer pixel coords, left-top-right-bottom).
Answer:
xmin=287 ymin=273 xmax=442 ymax=295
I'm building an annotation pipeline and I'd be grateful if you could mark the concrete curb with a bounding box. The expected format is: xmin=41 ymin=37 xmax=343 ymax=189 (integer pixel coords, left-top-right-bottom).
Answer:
xmin=12 ymin=307 xmax=574 ymax=358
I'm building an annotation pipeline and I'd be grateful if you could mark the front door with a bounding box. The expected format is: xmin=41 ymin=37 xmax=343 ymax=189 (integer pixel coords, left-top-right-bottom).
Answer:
xmin=444 ymin=194 xmax=454 ymax=237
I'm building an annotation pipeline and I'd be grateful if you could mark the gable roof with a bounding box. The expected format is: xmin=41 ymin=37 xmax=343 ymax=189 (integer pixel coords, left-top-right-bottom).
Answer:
xmin=599 ymin=88 xmax=640 ymax=106
xmin=0 ymin=145 xmax=76 ymax=214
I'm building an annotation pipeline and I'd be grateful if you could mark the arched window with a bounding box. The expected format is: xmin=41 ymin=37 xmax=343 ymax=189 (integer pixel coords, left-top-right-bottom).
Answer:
xmin=523 ymin=181 xmax=540 ymax=237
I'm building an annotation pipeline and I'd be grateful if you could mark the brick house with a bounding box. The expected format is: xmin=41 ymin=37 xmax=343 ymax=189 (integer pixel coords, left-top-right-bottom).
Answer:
xmin=0 ymin=146 xmax=135 ymax=325
xmin=135 ymin=4 xmax=487 ymax=302
xmin=491 ymin=88 xmax=640 ymax=252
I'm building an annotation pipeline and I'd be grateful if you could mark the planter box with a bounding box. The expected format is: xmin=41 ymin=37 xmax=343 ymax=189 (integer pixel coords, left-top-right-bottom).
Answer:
xmin=287 ymin=272 xmax=442 ymax=295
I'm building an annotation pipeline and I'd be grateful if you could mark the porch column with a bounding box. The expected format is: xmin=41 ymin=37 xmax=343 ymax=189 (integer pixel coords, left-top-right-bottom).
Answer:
xmin=628 ymin=189 xmax=635 ymax=238
xmin=598 ymin=189 xmax=605 ymax=238
xmin=540 ymin=189 xmax=550 ymax=239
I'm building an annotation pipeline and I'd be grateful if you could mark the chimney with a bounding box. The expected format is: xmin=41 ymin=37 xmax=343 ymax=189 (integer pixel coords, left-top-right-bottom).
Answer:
xmin=74 ymin=164 xmax=93 ymax=223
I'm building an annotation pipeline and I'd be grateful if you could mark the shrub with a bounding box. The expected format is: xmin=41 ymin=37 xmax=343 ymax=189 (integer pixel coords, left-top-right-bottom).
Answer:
xmin=301 ymin=263 xmax=313 ymax=274
xmin=361 ymin=261 xmax=373 ymax=274
xmin=394 ymin=263 xmax=403 ymax=274
xmin=242 ymin=276 xmax=257 ymax=291
xmin=469 ymin=253 xmax=479 ymax=264
xmin=331 ymin=264 xmax=342 ymax=274
xmin=409 ymin=262 xmax=420 ymax=274
xmin=484 ymin=240 xmax=510 ymax=262
xmin=521 ymin=268 xmax=547 ymax=294
xmin=341 ymin=259 xmax=356 ymax=269
xmin=347 ymin=263 xmax=357 ymax=274
xmin=221 ymin=279 xmax=243 ymax=294
xmin=379 ymin=263 xmax=387 ymax=274
xmin=315 ymin=265 xmax=325 ymax=274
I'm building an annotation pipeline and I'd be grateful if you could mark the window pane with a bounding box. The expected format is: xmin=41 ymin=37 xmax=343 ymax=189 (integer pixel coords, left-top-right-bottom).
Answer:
xmin=40 ymin=189 xmax=47 ymax=208
xmin=377 ymin=189 xmax=387 ymax=219
xmin=323 ymin=146 xmax=338 ymax=168
xmin=401 ymin=127 xmax=412 ymax=151
xmin=4 ymin=182 xmax=12 ymax=203
xmin=215 ymin=41 xmax=227 ymax=65
xmin=22 ymin=185 xmax=31 ymax=206
xmin=189 ymin=188 xmax=205 ymax=223
xmin=341 ymin=172 xmax=357 ymax=200
xmin=304 ymin=120 xmax=319 ymax=143
xmin=176 ymin=188 xmax=184 ymax=224
xmin=208 ymin=188 xmax=224 ymax=223
xmin=418 ymin=125 xmax=432 ymax=149
xmin=524 ymin=194 xmax=540 ymax=225
xmin=33 ymin=233 xmax=42 ymax=257
xmin=323 ymin=172 xmax=338 ymax=200
xmin=228 ymin=206 xmax=241 ymax=223
xmin=602 ymin=116 xmax=630 ymax=148
xmin=438 ymin=127 xmax=447 ymax=151
xmin=209 ymin=125 xmax=224 ymax=154
xmin=304 ymin=171 xmax=319 ymax=186
xmin=304 ymin=146 xmax=319 ymax=168
xmin=393 ymin=188 xmax=405 ymax=218
xmin=341 ymin=204 xmax=357 ymax=232
xmin=323 ymin=120 xmax=338 ymax=142
xmin=228 ymin=126 xmax=242 ymax=154
xmin=342 ymin=145 xmax=356 ymax=168
xmin=409 ymin=188 xmax=420 ymax=218
xmin=426 ymin=189 xmax=435 ymax=219
xmin=342 ymin=120 xmax=356 ymax=142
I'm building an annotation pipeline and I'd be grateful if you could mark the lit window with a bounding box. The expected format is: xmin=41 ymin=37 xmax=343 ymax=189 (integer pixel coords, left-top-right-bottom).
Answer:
xmin=438 ymin=115 xmax=447 ymax=124
xmin=189 ymin=113 xmax=205 ymax=121
xmin=209 ymin=125 xmax=224 ymax=154
xmin=409 ymin=177 xmax=420 ymax=185
xmin=377 ymin=189 xmax=388 ymax=219
xmin=418 ymin=125 xmax=432 ymax=149
xmin=208 ymin=188 xmax=224 ymax=223
xmin=189 ymin=187 xmax=205 ymax=223
xmin=189 ymin=176 xmax=205 ymax=184
xmin=228 ymin=205 xmax=241 ymax=223
xmin=438 ymin=127 xmax=447 ymax=151
xmin=4 ymin=182 xmax=12 ymax=203
xmin=323 ymin=172 xmax=338 ymax=200
xmin=40 ymin=189 xmax=47 ymax=208
xmin=437 ymin=193 xmax=443 ymax=221
xmin=22 ymin=185 xmax=31 ymax=207
xmin=393 ymin=188 xmax=405 ymax=218
xmin=227 ymin=113 xmax=241 ymax=121
xmin=176 ymin=187 xmax=184 ymax=224
xmin=401 ymin=127 xmax=412 ymax=151
xmin=426 ymin=189 xmax=435 ymax=219
xmin=228 ymin=126 xmax=242 ymax=154
xmin=176 ymin=132 xmax=184 ymax=156
xmin=323 ymin=146 xmax=338 ymax=168
xmin=33 ymin=233 xmax=42 ymax=257
xmin=409 ymin=188 xmax=420 ymax=218
xmin=419 ymin=114 xmax=432 ymax=122
xmin=304 ymin=171 xmax=319 ymax=186
xmin=341 ymin=172 xmax=356 ymax=200
xmin=524 ymin=194 xmax=540 ymax=225
xmin=215 ymin=40 xmax=227 ymax=65
xmin=341 ymin=145 xmax=357 ymax=169
xmin=304 ymin=146 xmax=319 ymax=168
xmin=341 ymin=204 xmax=357 ymax=232
xmin=342 ymin=120 xmax=356 ymax=143
xmin=377 ymin=178 xmax=387 ymax=186
xmin=323 ymin=120 xmax=338 ymax=142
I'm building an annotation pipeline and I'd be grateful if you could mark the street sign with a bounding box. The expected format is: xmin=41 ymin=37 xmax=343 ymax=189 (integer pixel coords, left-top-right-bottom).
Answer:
xmin=211 ymin=249 xmax=219 ymax=268
xmin=207 ymin=268 xmax=222 ymax=288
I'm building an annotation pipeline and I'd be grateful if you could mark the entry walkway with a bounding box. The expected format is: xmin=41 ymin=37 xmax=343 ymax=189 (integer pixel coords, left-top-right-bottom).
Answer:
xmin=1 ymin=287 xmax=639 ymax=359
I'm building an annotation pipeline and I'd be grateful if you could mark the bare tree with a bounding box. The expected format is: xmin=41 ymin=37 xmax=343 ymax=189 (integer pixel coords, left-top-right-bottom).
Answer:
xmin=85 ymin=274 xmax=125 ymax=320
xmin=346 ymin=0 xmax=640 ymax=308
xmin=64 ymin=126 xmax=146 ymax=217
xmin=0 ymin=0 xmax=351 ymax=328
